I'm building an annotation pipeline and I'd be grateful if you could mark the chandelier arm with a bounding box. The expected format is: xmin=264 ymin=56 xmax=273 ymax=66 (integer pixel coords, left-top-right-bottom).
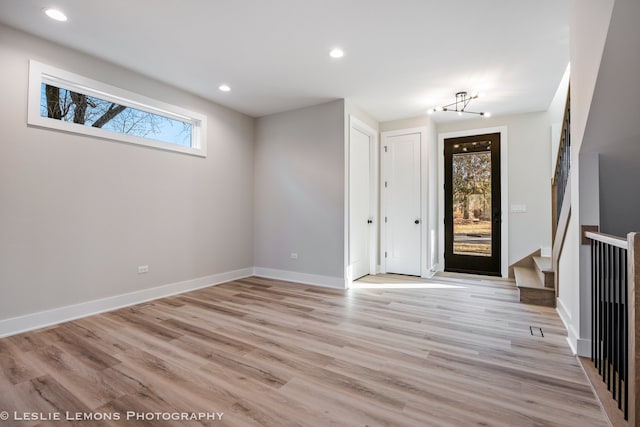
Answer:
xmin=462 ymin=97 xmax=472 ymax=111
xmin=440 ymin=99 xmax=464 ymax=110
xmin=433 ymin=91 xmax=486 ymax=116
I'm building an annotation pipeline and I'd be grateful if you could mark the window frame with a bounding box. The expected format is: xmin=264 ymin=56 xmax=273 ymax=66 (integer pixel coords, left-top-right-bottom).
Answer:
xmin=27 ymin=60 xmax=207 ymax=157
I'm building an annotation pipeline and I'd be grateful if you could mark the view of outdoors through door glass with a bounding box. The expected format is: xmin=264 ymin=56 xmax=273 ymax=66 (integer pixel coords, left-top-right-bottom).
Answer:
xmin=452 ymin=140 xmax=492 ymax=256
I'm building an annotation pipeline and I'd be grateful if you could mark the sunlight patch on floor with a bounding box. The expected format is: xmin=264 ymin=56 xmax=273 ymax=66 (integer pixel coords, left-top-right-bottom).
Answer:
xmin=351 ymin=279 xmax=466 ymax=290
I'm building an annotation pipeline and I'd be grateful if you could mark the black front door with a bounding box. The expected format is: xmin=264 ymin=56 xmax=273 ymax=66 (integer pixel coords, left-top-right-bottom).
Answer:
xmin=444 ymin=132 xmax=501 ymax=276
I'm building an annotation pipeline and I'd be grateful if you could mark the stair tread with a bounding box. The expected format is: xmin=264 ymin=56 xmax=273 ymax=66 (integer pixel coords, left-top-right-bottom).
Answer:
xmin=532 ymin=256 xmax=553 ymax=273
xmin=514 ymin=266 xmax=552 ymax=291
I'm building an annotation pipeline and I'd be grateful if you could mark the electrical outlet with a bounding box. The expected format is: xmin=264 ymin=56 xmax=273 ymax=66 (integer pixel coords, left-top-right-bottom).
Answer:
xmin=290 ymin=253 xmax=298 ymax=260
xmin=137 ymin=265 xmax=149 ymax=274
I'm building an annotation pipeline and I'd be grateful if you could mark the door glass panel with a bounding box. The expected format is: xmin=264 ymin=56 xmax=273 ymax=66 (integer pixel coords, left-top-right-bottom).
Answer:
xmin=452 ymin=140 xmax=492 ymax=257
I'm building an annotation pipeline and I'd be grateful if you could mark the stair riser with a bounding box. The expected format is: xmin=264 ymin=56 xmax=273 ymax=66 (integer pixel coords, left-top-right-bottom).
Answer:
xmin=535 ymin=269 xmax=554 ymax=289
xmin=519 ymin=288 xmax=555 ymax=307
xmin=532 ymin=256 xmax=555 ymax=289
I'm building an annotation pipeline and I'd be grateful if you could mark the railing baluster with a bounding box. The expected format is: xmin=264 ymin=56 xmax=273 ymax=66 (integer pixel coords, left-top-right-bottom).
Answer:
xmin=610 ymin=243 xmax=615 ymax=391
xmin=603 ymin=245 xmax=612 ymax=390
xmin=618 ymin=246 xmax=624 ymax=410
xmin=611 ymin=246 xmax=620 ymax=400
xmin=613 ymin=246 xmax=617 ymax=399
xmin=598 ymin=241 xmax=602 ymax=371
xmin=604 ymin=241 xmax=608 ymax=383
xmin=598 ymin=241 xmax=603 ymax=374
xmin=592 ymin=240 xmax=596 ymax=367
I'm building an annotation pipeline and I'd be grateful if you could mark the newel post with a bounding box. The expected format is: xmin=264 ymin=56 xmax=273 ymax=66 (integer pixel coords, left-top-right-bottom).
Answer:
xmin=628 ymin=232 xmax=640 ymax=426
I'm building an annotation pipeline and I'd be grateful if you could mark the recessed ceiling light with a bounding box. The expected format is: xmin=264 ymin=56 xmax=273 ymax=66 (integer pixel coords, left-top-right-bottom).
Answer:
xmin=44 ymin=8 xmax=68 ymax=22
xmin=218 ymin=84 xmax=231 ymax=92
xmin=329 ymin=48 xmax=344 ymax=59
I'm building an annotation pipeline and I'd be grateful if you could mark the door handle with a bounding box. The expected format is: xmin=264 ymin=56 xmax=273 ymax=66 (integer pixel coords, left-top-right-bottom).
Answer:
xmin=414 ymin=219 xmax=420 ymax=224
xmin=367 ymin=219 xmax=373 ymax=224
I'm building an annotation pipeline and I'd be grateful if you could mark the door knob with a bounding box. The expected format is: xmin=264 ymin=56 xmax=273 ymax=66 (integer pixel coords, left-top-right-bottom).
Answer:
xmin=367 ymin=219 xmax=373 ymax=224
xmin=414 ymin=219 xmax=420 ymax=224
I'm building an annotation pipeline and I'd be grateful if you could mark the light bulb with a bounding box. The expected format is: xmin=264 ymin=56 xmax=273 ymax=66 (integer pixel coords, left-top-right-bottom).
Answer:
xmin=44 ymin=8 xmax=67 ymax=21
xmin=329 ymin=48 xmax=344 ymax=58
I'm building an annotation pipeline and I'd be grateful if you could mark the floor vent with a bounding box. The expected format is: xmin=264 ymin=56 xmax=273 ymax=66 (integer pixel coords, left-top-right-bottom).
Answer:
xmin=130 ymin=302 xmax=155 ymax=312
xmin=529 ymin=326 xmax=544 ymax=337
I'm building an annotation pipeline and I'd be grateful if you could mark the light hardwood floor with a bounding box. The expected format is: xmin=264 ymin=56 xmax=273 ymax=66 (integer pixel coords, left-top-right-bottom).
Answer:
xmin=0 ymin=274 xmax=607 ymax=426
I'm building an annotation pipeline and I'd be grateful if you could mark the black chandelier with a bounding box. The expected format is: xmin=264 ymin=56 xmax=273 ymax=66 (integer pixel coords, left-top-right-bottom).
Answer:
xmin=429 ymin=91 xmax=490 ymax=117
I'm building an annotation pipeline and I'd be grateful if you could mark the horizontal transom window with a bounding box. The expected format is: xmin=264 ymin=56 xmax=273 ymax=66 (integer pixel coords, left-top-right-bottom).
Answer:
xmin=28 ymin=61 xmax=207 ymax=157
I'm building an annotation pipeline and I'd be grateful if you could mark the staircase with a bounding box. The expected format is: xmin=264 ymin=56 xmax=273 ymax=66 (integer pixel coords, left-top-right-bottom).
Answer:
xmin=514 ymin=256 xmax=555 ymax=307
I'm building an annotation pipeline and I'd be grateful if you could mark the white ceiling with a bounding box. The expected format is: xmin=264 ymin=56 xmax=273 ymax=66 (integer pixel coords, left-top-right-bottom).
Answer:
xmin=0 ymin=0 xmax=570 ymax=123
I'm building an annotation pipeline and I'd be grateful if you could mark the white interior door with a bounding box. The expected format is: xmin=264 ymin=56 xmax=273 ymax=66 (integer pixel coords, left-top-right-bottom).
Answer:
xmin=349 ymin=126 xmax=372 ymax=280
xmin=384 ymin=132 xmax=421 ymax=275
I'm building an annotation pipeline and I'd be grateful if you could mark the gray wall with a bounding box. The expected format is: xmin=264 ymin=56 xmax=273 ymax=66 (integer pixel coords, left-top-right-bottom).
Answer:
xmin=599 ymin=147 xmax=640 ymax=236
xmin=570 ymin=0 xmax=615 ymax=153
xmin=578 ymin=0 xmax=640 ymax=236
xmin=254 ymin=100 xmax=345 ymax=279
xmin=0 ymin=25 xmax=255 ymax=320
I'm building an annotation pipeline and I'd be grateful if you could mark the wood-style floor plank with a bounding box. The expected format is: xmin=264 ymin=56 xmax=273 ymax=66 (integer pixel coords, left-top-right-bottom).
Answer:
xmin=0 ymin=274 xmax=607 ymax=426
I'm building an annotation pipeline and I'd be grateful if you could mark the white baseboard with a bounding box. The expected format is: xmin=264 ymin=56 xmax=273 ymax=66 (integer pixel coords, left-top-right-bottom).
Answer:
xmin=556 ymin=297 xmax=579 ymax=355
xmin=576 ymin=338 xmax=591 ymax=357
xmin=422 ymin=269 xmax=437 ymax=279
xmin=0 ymin=267 xmax=254 ymax=339
xmin=253 ymin=267 xmax=346 ymax=289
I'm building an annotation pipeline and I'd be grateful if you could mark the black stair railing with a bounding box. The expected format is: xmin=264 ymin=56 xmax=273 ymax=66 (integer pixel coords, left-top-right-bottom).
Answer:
xmin=554 ymin=100 xmax=571 ymax=223
xmin=588 ymin=231 xmax=629 ymax=419
xmin=585 ymin=230 xmax=640 ymax=425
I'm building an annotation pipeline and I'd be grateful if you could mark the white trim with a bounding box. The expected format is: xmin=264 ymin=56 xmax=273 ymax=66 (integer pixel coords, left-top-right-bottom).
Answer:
xmin=344 ymin=110 xmax=349 ymax=288
xmin=28 ymin=60 xmax=207 ymax=157
xmin=253 ymin=267 xmax=346 ymax=289
xmin=437 ymin=126 xmax=509 ymax=278
xmin=420 ymin=128 xmax=429 ymax=278
xmin=380 ymin=127 xmax=429 ymax=277
xmin=346 ymin=116 xmax=379 ymax=287
xmin=557 ymin=297 xmax=579 ymax=355
xmin=0 ymin=267 xmax=253 ymax=339
xmin=423 ymin=269 xmax=437 ymax=279
xmin=576 ymin=339 xmax=591 ymax=357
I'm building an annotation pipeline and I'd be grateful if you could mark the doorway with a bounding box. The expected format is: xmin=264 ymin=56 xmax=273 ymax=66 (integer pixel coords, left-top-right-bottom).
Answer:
xmin=348 ymin=117 xmax=377 ymax=281
xmin=444 ymin=132 xmax=501 ymax=276
xmin=381 ymin=129 xmax=424 ymax=276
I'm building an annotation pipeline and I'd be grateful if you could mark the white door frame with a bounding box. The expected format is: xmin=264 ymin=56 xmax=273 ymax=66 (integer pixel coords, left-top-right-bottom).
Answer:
xmin=346 ymin=115 xmax=379 ymax=286
xmin=380 ymin=127 xmax=429 ymax=277
xmin=437 ymin=126 xmax=509 ymax=278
